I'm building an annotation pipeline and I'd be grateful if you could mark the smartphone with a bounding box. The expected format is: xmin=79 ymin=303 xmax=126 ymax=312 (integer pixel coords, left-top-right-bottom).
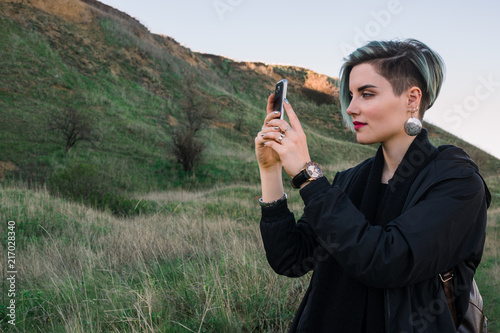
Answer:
xmin=273 ymin=79 xmax=287 ymax=120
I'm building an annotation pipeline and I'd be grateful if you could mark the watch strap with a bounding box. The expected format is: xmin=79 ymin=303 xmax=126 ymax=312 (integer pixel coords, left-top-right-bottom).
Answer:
xmin=290 ymin=168 xmax=309 ymax=189
xmin=290 ymin=162 xmax=323 ymax=189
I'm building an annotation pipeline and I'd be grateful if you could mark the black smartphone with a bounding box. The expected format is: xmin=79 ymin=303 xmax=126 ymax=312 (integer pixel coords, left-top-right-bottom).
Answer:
xmin=273 ymin=79 xmax=287 ymax=120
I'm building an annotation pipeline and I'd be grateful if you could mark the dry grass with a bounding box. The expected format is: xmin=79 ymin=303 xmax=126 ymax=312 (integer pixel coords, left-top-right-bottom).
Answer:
xmin=0 ymin=184 xmax=305 ymax=331
xmin=304 ymin=71 xmax=338 ymax=97
xmin=483 ymin=208 xmax=500 ymax=286
xmin=1 ymin=177 xmax=498 ymax=331
xmin=139 ymin=184 xmax=261 ymax=203
xmin=11 ymin=188 xmax=248 ymax=277
xmin=10 ymin=0 xmax=95 ymax=23
xmin=0 ymin=161 xmax=17 ymax=181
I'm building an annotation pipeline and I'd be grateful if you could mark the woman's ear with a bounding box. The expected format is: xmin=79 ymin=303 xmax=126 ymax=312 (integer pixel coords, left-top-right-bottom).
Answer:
xmin=406 ymin=86 xmax=423 ymax=118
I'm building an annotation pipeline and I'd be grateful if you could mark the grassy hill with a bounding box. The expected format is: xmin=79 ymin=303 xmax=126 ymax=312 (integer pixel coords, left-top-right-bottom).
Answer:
xmin=0 ymin=0 xmax=499 ymax=331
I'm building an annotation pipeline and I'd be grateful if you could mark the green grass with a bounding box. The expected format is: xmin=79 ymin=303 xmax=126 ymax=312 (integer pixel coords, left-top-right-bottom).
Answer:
xmin=475 ymin=206 xmax=500 ymax=332
xmin=0 ymin=1 xmax=499 ymax=332
xmin=1 ymin=1 xmax=498 ymax=194
xmin=0 ymin=185 xmax=307 ymax=332
xmin=1 ymin=181 xmax=499 ymax=332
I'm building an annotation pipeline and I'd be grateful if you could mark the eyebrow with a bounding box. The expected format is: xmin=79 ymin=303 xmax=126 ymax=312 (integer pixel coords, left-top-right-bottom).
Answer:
xmin=357 ymin=84 xmax=378 ymax=92
xmin=349 ymin=84 xmax=378 ymax=94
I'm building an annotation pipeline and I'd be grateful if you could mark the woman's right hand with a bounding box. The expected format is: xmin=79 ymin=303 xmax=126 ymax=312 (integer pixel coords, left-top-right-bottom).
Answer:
xmin=255 ymin=94 xmax=283 ymax=171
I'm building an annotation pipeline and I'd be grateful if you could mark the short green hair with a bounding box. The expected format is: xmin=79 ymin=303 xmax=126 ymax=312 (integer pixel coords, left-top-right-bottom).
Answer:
xmin=339 ymin=39 xmax=445 ymax=130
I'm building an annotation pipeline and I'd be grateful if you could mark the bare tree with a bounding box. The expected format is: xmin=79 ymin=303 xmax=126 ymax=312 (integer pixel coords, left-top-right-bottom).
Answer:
xmin=170 ymin=126 xmax=205 ymax=172
xmin=49 ymin=107 xmax=97 ymax=153
xmin=164 ymin=72 xmax=216 ymax=171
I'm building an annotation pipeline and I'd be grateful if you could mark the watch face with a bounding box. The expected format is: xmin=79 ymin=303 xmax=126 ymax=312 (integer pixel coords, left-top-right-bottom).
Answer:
xmin=306 ymin=163 xmax=323 ymax=178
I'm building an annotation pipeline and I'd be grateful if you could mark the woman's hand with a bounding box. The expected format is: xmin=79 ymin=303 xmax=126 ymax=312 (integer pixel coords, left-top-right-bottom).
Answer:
xmin=255 ymin=94 xmax=283 ymax=172
xmin=255 ymin=95 xmax=311 ymax=178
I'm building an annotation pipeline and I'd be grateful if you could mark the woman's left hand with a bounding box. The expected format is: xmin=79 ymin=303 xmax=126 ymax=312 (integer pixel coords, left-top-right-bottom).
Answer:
xmin=260 ymin=99 xmax=311 ymax=178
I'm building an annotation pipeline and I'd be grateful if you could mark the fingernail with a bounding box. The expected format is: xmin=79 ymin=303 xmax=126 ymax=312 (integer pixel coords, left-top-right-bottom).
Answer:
xmin=273 ymin=111 xmax=280 ymax=114
xmin=266 ymin=121 xmax=269 ymax=125
xmin=274 ymin=126 xmax=280 ymax=130
xmin=284 ymin=98 xmax=289 ymax=104
xmin=261 ymin=134 xmax=264 ymax=137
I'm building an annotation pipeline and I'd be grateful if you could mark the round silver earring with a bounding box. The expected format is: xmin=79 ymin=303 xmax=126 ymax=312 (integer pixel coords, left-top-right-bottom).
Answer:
xmin=404 ymin=107 xmax=422 ymax=136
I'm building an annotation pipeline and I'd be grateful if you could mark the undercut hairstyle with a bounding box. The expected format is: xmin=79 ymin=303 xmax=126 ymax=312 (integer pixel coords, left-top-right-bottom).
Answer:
xmin=339 ymin=39 xmax=445 ymax=130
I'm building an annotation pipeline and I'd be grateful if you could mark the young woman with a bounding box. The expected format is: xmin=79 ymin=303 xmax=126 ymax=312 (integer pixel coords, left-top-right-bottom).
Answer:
xmin=255 ymin=39 xmax=490 ymax=332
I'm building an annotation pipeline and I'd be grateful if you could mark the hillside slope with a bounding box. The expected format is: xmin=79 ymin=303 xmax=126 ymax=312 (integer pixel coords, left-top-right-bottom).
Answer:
xmin=1 ymin=0 xmax=498 ymax=195
xmin=1 ymin=1 xmax=500 ymax=332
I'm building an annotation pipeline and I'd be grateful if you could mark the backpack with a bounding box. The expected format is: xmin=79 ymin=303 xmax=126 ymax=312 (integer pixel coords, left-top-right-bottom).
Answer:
xmin=440 ymin=172 xmax=491 ymax=332
xmin=440 ymin=271 xmax=487 ymax=333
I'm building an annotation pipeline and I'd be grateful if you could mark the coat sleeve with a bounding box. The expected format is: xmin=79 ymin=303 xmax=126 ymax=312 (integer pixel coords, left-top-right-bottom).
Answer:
xmin=259 ymin=179 xmax=332 ymax=277
xmin=301 ymin=173 xmax=488 ymax=289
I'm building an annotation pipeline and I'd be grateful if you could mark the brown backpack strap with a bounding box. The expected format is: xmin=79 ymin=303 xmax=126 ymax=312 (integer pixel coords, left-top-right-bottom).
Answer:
xmin=440 ymin=271 xmax=458 ymax=327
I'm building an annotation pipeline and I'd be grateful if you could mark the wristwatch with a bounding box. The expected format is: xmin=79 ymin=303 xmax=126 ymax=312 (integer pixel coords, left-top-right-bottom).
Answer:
xmin=290 ymin=162 xmax=323 ymax=189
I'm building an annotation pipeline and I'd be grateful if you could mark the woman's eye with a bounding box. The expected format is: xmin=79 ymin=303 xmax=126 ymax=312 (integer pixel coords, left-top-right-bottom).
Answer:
xmin=362 ymin=92 xmax=374 ymax=98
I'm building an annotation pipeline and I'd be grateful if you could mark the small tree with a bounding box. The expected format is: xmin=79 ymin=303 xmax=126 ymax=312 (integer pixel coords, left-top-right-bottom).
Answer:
xmin=170 ymin=126 xmax=205 ymax=172
xmin=164 ymin=72 xmax=216 ymax=171
xmin=49 ymin=107 xmax=97 ymax=153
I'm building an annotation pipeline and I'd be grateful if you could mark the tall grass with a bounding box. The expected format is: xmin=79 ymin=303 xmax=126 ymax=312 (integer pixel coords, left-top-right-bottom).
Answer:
xmin=1 ymin=177 xmax=499 ymax=332
xmin=0 ymin=184 xmax=309 ymax=332
xmin=476 ymin=205 xmax=500 ymax=332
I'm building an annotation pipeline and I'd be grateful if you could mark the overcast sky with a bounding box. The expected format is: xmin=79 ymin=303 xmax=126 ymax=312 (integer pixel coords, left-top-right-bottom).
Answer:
xmin=99 ymin=0 xmax=500 ymax=160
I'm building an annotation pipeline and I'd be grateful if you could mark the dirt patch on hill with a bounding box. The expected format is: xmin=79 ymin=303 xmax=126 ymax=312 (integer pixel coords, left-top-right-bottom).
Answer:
xmin=3 ymin=0 xmax=94 ymax=23
xmin=304 ymin=71 xmax=338 ymax=97
xmin=0 ymin=161 xmax=17 ymax=180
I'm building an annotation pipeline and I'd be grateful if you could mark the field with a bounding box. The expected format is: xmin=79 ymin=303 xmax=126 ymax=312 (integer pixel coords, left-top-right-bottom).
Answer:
xmin=1 ymin=176 xmax=499 ymax=332
xmin=0 ymin=184 xmax=306 ymax=332
xmin=1 ymin=0 xmax=499 ymax=332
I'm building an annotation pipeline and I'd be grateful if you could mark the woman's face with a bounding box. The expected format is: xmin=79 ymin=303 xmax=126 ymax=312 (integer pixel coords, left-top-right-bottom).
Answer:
xmin=346 ymin=63 xmax=410 ymax=146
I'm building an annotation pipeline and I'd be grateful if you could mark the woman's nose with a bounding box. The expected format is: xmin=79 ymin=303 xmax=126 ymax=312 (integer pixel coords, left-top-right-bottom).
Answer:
xmin=346 ymin=100 xmax=358 ymax=116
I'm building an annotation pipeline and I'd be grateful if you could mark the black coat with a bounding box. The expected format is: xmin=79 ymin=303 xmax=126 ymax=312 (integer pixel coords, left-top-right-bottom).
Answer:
xmin=260 ymin=145 xmax=490 ymax=332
